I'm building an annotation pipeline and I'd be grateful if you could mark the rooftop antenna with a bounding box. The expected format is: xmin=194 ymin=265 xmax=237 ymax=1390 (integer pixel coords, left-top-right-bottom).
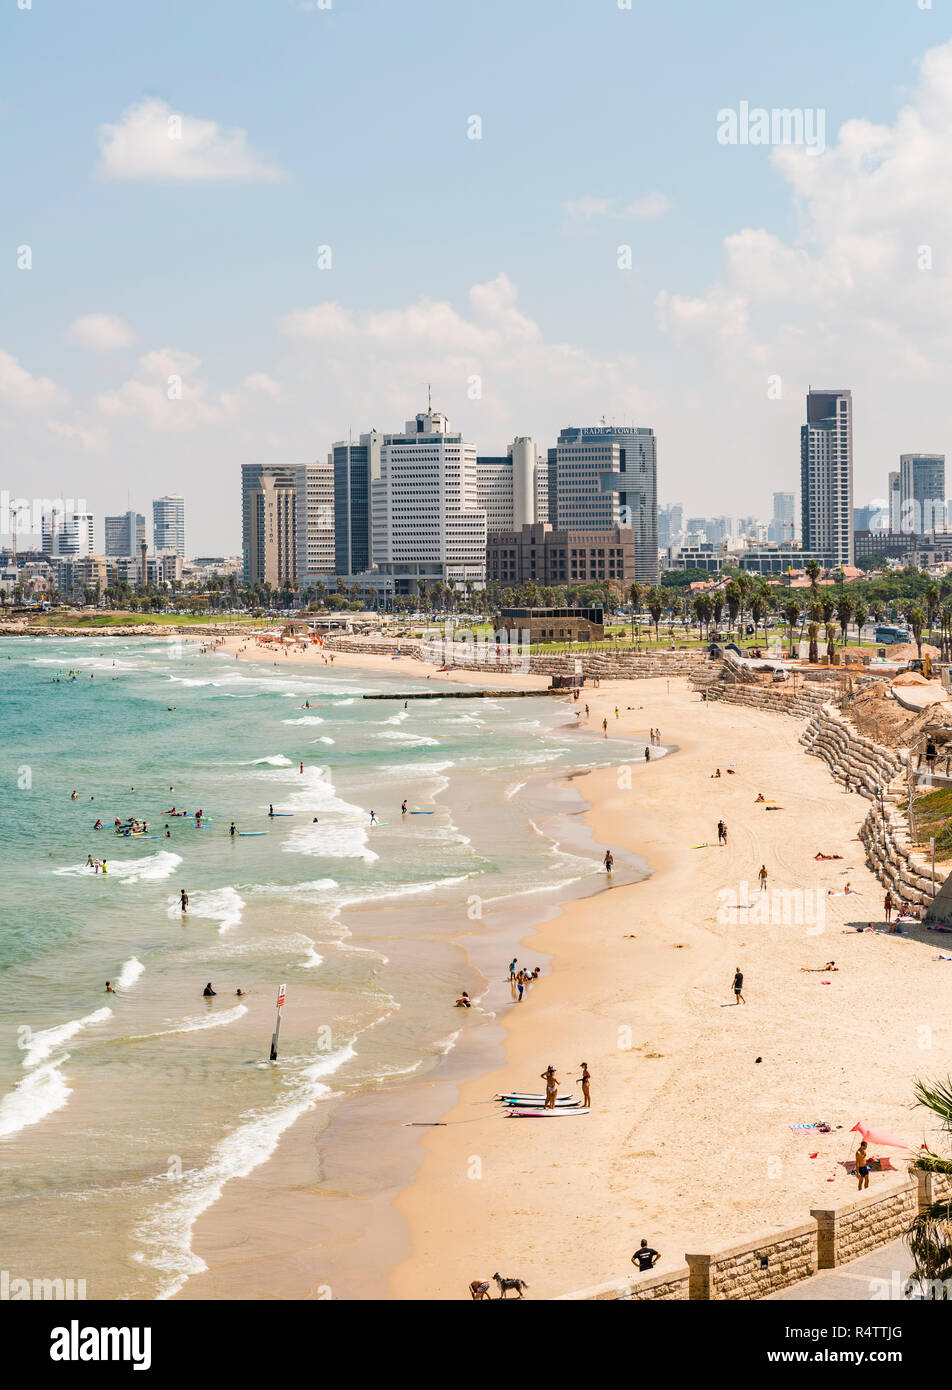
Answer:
xmin=427 ymin=382 xmax=432 ymax=413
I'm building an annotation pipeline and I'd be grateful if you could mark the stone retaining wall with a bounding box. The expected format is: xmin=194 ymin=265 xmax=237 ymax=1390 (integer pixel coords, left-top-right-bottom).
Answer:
xmin=694 ymin=680 xmax=829 ymax=721
xmin=812 ymin=1181 xmax=919 ymax=1269
xmin=686 ymin=1223 xmax=818 ymax=1301
xmin=555 ymin=1266 xmax=690 ymax=1301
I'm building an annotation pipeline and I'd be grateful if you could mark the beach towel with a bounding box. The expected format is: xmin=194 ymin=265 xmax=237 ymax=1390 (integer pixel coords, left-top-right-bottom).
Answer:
xmin=842 ymin=1157 xmax=898 ymax=1174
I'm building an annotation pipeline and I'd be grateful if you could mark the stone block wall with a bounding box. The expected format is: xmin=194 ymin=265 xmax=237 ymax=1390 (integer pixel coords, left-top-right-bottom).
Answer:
xmin=686 ymin=1223 xmax=818 ymax=1301
xmin=811 ymin=1181 xmax=919 ymax=1269
xmin=556 ymin=1266 xmax=690 ymax=1301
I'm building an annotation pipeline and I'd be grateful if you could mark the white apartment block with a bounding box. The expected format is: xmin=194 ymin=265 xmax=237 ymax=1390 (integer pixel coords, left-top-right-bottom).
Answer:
xmin=295 ymin=461 xmax=335 ymax=589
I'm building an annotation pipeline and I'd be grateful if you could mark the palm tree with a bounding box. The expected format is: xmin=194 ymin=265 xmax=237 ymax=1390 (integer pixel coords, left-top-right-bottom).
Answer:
xmin=906 ymin=1075 xmax=952 ymax=1294
xmin=805 ymin=559 xmax=821 ymax=593
xmin=908 ymin=605 xmax=926 ymax=659
xmin=854 ymin=602 xmax=869 ymax=645
xmin=836 ymin=595 xmax=856 ymax=647
xmin=646 ymin=586 xmax=664 ymax=643
xmin=807 ymin=621 xmax=820 ymax=665
xmin=724 ymin=580 xmax=741 ymax=635
xmin=825 ymin=622 xmax=837 ymax=662
xmin=925 ymin=582 xmax=941 ymax=639
xmin=782 ymin=599 xmax=801 ymax=656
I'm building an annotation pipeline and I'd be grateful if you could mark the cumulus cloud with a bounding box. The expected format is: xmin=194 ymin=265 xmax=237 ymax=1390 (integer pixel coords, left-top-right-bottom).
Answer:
xmin=96 ymin=348 xmax=229 ymax=429
xmin=66 ymin=313 xmax=136 ymax=352
xmin=98 ymin=98 xmax=284 ymax=182
xmin=0 ymin=349 xmax=65 ymax=409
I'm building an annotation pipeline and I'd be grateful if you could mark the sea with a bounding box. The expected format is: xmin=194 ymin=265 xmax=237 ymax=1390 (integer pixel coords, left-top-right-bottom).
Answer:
xmin=0 ymin=636 xmax=660 ymax=1299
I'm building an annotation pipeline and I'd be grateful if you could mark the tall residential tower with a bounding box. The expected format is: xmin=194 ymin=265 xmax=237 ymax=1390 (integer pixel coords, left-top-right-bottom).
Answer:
xmin=800 ymin=389 xmax=853 ymax=567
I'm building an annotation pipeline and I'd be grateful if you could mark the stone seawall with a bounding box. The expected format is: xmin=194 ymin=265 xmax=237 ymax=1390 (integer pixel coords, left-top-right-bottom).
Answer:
xmin=812 ymin=1182 xmax=919 ymax=1269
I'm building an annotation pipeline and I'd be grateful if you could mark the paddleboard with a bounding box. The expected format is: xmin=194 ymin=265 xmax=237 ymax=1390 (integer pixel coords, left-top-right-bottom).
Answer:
xmin=238 ymin=831 xmax=269 ymax=836
xmin=507 ymin=1107 xmax=589 ymax=1117
xmin=267 ymin=813 xmax=293 ymax=817
xmin=409 ymin=811 xmax=435 ymax=815
xmin=503 ymin=1098 xmax=579 ymax=1108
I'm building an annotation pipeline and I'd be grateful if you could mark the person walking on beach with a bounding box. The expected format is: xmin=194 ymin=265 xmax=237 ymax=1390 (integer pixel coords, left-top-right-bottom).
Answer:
xmin=717 ymin=820 xmax=727 ymax=846
xmin=602 ymin=718 xmax=608 ymax=737
xmin=758 ymin=864 xmax=768 ymax=893
xmin=631 ymin=1239 xmax=660 ymax=1272
xmin=884 ymin=891 xmax=893 ymax=923
xmin=615 ymin=706 xmax=619 ymax=720
xmin=540 ymin=1065 xmax=559 ymax=1109
xmin=855 ymin=1139 xmax=870 ymax=1190
xmin=577 ymin=1062 xmax=591 ymax=1109
xmin=604 ymin=849 xmax=614 ymax=873
xmin=516 ymin=971 xmax=526 ymax=1002
xmin=732 ymin=967 xmax=745 ymax=1004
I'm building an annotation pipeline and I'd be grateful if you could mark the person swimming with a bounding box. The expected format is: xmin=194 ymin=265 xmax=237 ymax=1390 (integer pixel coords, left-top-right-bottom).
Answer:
xmin=105 ymin=981 xmax=115 ymax=993
xmin=203 ymin=982 xmax=216 ymax=997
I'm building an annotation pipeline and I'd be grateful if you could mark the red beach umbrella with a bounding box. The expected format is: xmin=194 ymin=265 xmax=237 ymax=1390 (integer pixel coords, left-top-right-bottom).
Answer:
xmin=850 ymin=1122 xmax=908 ymax=1148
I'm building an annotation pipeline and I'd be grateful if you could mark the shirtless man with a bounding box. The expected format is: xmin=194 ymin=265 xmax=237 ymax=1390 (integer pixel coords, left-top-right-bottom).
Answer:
xmin=855 ymin=1140 xmax=871 ymax=1190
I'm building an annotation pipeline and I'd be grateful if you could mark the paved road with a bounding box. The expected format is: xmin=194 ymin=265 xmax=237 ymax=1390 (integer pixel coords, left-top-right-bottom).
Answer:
xmin=767 ymin=1240 xmax=920 ymax=1301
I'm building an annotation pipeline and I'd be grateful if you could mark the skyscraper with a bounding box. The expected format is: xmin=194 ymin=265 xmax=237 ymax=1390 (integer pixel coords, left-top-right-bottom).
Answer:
xmin=552 ymin=424 xmax=659 ymax=584
xmin=332 ymin=431 xmax=382 ymax=577
xmin=899 ymin=454 xmax=945 ymax=535
xmin=769 ymin=492 xmax=795 ymax=544
xmin=41 ymin=508 xmax=95 ymax=558
xmin=241 ymin=465 xmax=297 ymax=588
xmin=152 ymin=496 xmax=185 ymax=558
xmin=888 ymin=471 xmax=901 ymax=533
xmin=105 ymin=511 xmax=145 ymax=556
xmin=296 ymin=461 xmax=335 ymax=589
xmin=475 ymin=438 xmax=538 ymax=532
xmin=800 ymin=389 xmax=853 ymax=566
xmin=371 ymin=408 xmax=486 ymax=595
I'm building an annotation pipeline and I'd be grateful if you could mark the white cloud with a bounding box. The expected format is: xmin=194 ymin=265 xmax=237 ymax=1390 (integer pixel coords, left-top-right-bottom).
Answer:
xmin=96 ymin=348 xmax=228 ymax=429
xmin=66 ymin=313 xmax=136 ymax=352
xmin=0 ymin=349 xmax=65 ymax=409
xmin=563 ymin=192 xmax=670 ymax=221
xmin=98 ymin=98 xmax=284 ymax=182
xmin=243 ymin=373 xmax=283 ymax=396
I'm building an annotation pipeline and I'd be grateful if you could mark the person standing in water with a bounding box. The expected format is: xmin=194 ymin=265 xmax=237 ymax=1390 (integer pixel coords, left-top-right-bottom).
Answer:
xmin=299 ymin=761 xmax=304 ymax=774
xmin=604 ymin=849 xmax=614 ymax=873
xmin=230 ymin=822 xmax=236 ymax=837
xmin=180 ymin=889 xmax=189 ymax=912
xmin=577 ymin=1063 xmax=591 ymax=1109
xmin=401 ymin=800 xmax=407 ymax=816
xmin=369 ymin=810 xmax=378 ymax=825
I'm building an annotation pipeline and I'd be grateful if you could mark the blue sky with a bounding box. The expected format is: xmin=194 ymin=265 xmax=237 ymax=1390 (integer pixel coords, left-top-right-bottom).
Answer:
xmin=2 ymin=0 xmax=950 ymax=550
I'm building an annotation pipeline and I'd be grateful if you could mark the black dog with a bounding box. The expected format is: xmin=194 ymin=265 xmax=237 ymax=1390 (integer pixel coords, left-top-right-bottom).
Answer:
xmin=493 ymin=1271 xmax=529 ymax=1299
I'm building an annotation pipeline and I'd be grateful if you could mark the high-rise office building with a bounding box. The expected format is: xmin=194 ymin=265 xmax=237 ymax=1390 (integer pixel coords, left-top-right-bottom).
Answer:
xmin=241 ymin=465 xmax=297 ymax=587
xmin=475 ymin=437 xmax=538 ymax=533
xmin=658 ymin=503 xmax=684 ymax=549
xmin=888 ymin=471 xmax=901 ymax=533
xmin=152 ymin=496 xmax=185 ymax=558
xmin=296 ymin=461 xmax=336 ymax=589
xmin=768 ymin=491 xmax=795 ymax=544
xmin=800 ymin=389 xmax=853 ymax=566
xmin=371 ymin=408 xmax=486 ymax=594
xmin=105 ymin=511 xmax=146 ymax=557
xmin=41 ymin=509 xmax=95 ymax=558
xmin=332 ymin=431 xmax=382 ymax=577
xmin=552 ymin=425 xmax=658 ymax=584
xmin=899 ymin=453 xmax=945 ymax=535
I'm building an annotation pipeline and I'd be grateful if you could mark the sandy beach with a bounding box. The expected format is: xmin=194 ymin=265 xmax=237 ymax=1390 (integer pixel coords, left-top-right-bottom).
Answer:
xmin=181 ymin=634 xmax=951 ymax=1300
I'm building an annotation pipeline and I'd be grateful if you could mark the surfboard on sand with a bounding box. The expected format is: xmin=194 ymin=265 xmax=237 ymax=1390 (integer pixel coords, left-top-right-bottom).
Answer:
xmin=496 ymin=1092 xmax=574 ymax=1104
xmin=507 ymin=1107 xmax=589 ymax=1117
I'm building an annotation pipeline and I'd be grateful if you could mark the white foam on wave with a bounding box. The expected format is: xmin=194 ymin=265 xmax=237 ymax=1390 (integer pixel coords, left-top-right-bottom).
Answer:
xmin=131 ymin=1034 xmax=362 ymax=1298
xmin=0 ymin=1056 xmax=73 ymax=1139
xmin=281 ymin=716 xmax=324 ymax=725
xmin=176 ymin=887 xmax=246 ymax=935
xmin=505 ymin=780 xmax=527 ymax=800
xmin=117 ymin=957 xmax=145 ymax=990
xmin=315 ymin=736 xmax=335 ymax=744
xmin=381 ymin=710 xmax=407 ymax=725
xmin=20 ymin=1006 xmax=112 ymax=1068
xmin=245 ymin=754 xmax=294 ymax=767
xmin=374 ymin=731 xmax=439 ymax=747
xmin=269 ymin=765 xmax=378 ymax=863
xmin=434 ymin=1030 xmax=461 ymax=1056
xmin=337 ymin=873 xmax=473 ymax=908
xmin=132 ymin=1003 xmax=248 ymax=1041
xmin=55 ymin=851 xmax=183 ymax=884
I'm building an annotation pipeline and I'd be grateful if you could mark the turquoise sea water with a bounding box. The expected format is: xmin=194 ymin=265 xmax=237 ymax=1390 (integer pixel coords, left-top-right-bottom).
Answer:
xmin=0 ymin=637 xmax=656 ymax=1298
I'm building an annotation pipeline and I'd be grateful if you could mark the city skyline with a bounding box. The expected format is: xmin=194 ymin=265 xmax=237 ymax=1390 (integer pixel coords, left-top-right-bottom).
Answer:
xmin=4 ymin=4 xmax=952 ymax=550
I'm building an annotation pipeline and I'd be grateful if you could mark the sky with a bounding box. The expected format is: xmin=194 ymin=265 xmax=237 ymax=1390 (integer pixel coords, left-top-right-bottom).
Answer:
xmin=2 ymin=0 xmax=951 ymax=552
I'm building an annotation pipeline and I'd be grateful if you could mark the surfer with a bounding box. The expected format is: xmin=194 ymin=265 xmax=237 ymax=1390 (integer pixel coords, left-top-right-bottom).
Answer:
xmin=401 ymin=800 xmax=408 ymax=815
xmin=269 ymin=804 xmax=275 ymax=817
xmin=369 ymin=810 xmax=377 ymax=825
xmin=203 ymin=982 xmax=216 ymax=997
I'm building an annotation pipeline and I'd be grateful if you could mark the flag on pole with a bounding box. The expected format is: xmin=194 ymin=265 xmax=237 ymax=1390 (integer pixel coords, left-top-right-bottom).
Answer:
xmin=277 ymin=983 xmax=286 ymax=1009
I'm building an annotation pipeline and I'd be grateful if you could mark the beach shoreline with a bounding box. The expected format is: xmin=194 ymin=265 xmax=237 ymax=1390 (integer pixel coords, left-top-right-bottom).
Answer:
xmin=162 ymin=636 xmax=949 ymax=1301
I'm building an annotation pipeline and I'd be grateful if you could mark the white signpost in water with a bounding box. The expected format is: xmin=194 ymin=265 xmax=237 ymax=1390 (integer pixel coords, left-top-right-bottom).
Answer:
xmin=270 ymin=982 xmax=286 ymax=1062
